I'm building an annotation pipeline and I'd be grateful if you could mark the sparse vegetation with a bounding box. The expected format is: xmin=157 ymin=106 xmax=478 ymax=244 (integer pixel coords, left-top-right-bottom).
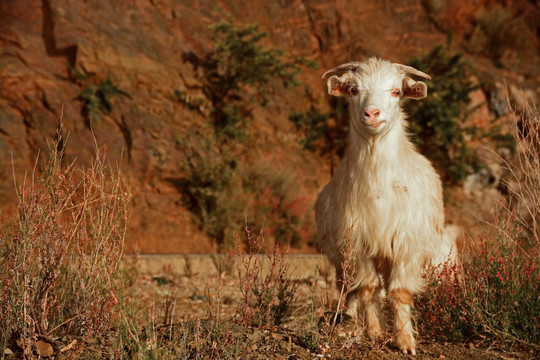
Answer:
xmin=175 ymin=18 xmax=316 ymax=248
xmin=406 ymin=45 xmax=480 ymax=185
xmin=176 ymin=126 xmax=313 ymax=249
xmin=2 ymin=109 xmax=539 ymax=358
xmin=235 ymin=226 xmax=297 ymax=327
xmin=417 ymin=218 xmax=539 ymax=348
xmin=67 ymin=64 xmax=132 ymax=121
xmin=416 ymin=104 xmax=540 ymax=350
xmin=289 ymin=97 xmax=349 ymax=173
xmin=421 ymin=0 xmax=539 ymax=69
xmin=179 ymin=17 xmax=316 ymax=140
xmin=79 ymin=77 xmax=132 ymax=121
xmin=175 ymin=127 xmax=248 ymax=244
xmin=1 ymin=3 xmax=539 ymax=358
xmin=464 ymin=5 xmax=534 ymax=63
xmin=69 ymin=64 xmax=132 ymax=121
xmin=0 ymin=129 xmax=134 ymax=356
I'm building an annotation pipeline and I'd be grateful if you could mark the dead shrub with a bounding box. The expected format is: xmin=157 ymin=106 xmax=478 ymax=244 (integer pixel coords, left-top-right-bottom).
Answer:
xmin=0 ymin=131 xmax=131 ymax=355
xmin=235 ymin=226 xmax=297 ymax=328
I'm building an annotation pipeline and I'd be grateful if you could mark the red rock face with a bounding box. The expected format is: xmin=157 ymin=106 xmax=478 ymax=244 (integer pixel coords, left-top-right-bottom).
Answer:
xmin=1 ymin=1 xmax=536 ymax=253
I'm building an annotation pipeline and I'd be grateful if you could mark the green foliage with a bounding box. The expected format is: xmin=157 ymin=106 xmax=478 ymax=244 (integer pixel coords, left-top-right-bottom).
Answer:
xmin=208 ymin=19 xmax=306 ymax=91
xmin=175 ymin=17 xmax=316 ymax=247
xmin=289 ymin=107 xmax=330 ymax=152
xmin=177 ymin=127 xmax=247 ymax=243
xmin=178 ymin=17 xmax=316 ymax=139
xmin=69 ymin=64 xmax=132 ymax=122
xmin=289 ymin=97 xmax=349 ymax=171
xmin=177 ymin=127 xmax=313 ymax=248
xmin=406 ymin=46 xmax=480 ymax=185
xmin=80 ymin=78 xmax=132 ymax=121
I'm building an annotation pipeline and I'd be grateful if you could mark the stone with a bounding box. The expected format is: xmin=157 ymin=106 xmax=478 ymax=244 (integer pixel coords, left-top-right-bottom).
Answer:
xmin=35 ymin=340 xmax=54 ymax=358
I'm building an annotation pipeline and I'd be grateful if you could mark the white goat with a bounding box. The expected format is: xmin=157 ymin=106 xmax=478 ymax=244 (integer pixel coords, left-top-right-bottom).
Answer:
xmin=316 ymin=58 xmax=450 ymax=355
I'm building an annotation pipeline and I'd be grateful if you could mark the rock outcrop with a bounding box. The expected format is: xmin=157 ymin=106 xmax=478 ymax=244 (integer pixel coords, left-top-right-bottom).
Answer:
xmin=0 ymin=0 xmax=537 ymax=252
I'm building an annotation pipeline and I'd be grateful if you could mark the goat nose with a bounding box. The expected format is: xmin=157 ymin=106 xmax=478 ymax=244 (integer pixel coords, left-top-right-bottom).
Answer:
xmin=364 ymin=108 xmax=381 ymax=119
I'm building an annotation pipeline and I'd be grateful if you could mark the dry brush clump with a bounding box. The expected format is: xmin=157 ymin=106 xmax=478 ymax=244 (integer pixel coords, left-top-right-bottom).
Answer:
xmin=235 ymin=226 xmax=297 ymax=328
xmin=416 ymin=103 xmax=540 ymax=350
xmin=0 ymin=132 xmax=132 ymax=356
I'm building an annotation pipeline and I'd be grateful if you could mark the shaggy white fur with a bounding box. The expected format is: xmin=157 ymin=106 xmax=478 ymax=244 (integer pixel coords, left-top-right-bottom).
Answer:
xmin=316 ymin=58 xmax=453 ymax=355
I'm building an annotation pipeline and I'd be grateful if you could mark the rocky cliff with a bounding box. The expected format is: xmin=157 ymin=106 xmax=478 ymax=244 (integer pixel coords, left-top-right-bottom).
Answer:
xmin=1 ymin=0 xmax=538 ymax=253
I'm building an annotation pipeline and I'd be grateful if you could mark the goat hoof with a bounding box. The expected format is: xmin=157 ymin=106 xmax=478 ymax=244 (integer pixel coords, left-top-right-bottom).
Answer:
xmin=396 ymin=332 xmax=416 ymax=355
xmin=400 ymin=347 xmax=416 ymax=356
xmin=367 ymin=326 xmax=383 ymax=342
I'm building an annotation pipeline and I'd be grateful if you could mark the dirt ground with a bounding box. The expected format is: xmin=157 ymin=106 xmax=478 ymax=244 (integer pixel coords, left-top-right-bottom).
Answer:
xmin=19 ymin=271 xmax=532 ymax=360
xmin=4 ymin=254 xmax=537 ymax=360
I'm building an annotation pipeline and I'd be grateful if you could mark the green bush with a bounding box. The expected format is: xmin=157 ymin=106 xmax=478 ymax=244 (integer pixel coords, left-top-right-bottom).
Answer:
xmin=176 ymin=127 xmax=249 ymax=245
xmin=175 ymin=17 xmax=316 ymax=247
xmin=289 ymin=97 xmax=349 ymax=173
xmin=406 ymin=46 xmax=480 ymax=185
xmin=289 ymin=106 xmax=330 ymax=152
xmin=177 ymin=127 xmax=314 ymax=249
xmin=179 ymin=17 xmax=316 ymax=139
xmin=79 ymin=77 xmax=132 ymax=121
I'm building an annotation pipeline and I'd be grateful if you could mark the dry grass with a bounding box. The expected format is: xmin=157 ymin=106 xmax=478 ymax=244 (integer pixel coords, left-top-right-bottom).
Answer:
xmin=0 ymin=128 xmax=132 ymax=356
xmin=235 ymin=225 xmax=297 ymax=328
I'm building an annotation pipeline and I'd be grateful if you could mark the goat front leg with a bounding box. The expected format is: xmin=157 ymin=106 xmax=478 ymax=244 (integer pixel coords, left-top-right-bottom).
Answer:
xmin=355 ymin=257 xmax=384 ymax=339
xmin=358 ymin=285 xmax=384 ymax=340
xmin=338 ymin=257 xmax=383 ymax=338
xmin=388 ymin=289 xmax=416 ymax=355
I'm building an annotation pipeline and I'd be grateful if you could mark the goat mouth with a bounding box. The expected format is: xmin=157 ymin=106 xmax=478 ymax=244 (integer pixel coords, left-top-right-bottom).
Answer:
xmin=366 ymin=121 xmax=385 ymax=128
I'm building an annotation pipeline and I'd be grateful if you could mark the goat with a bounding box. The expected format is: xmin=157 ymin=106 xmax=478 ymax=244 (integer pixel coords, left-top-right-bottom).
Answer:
xmin=315 ymin=58 xmax=451 ymax=355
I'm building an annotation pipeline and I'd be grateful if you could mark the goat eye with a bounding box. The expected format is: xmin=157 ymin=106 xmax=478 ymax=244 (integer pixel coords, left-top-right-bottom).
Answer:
xmin=391 ymin=89 xmax=401 ymax=97
xmin=349 ymin=87 xmax=359 ymax=96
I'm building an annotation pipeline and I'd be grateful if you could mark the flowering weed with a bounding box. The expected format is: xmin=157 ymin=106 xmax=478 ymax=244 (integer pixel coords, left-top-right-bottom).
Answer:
xmin=417 ymin=104 xmax=540 ymax=350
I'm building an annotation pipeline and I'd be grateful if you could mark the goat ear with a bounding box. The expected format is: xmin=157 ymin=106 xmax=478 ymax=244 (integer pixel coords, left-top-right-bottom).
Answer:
xmin=327 ymin=75 xmax=351 ymax=97
xmin=402 ymin=78 xmax=428 ymax=100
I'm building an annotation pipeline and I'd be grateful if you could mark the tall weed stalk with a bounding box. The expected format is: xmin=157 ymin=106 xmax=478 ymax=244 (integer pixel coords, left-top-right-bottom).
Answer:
xmin=0 ymin=132 xmax=130 ymax=354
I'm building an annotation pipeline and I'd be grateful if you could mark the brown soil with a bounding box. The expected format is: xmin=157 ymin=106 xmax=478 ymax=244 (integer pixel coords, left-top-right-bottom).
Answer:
xmin=8 ymin=273 xmax=534 ymax=359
